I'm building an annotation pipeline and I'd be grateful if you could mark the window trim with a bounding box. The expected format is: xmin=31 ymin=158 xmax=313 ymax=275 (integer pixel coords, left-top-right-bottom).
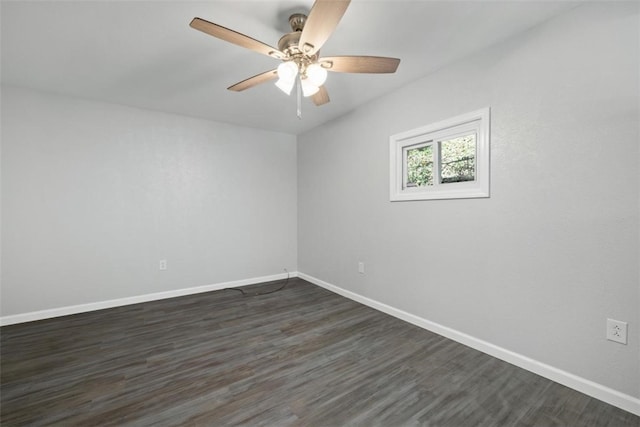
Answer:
xmin=390 ymin=107 xmax=490 ymax=201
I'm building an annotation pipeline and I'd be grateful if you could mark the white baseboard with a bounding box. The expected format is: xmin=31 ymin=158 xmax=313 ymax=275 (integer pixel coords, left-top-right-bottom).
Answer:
xmin=0 ymin=271 xmax=298 ymax=327
xmin=298 ymin=272 xmax=640 ymax=417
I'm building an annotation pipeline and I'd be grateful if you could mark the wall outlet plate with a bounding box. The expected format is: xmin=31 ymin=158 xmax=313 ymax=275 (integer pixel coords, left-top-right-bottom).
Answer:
xmin=606 ymin=318 xmax=627 ymax=345
xmin=159 ymin=259 xmax=167 ymax=271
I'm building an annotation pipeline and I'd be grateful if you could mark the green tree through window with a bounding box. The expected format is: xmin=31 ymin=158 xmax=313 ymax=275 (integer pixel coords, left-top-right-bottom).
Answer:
xmin=406 ymin=145 xmax=433 ymax=187
xmin=440 ymin=135 xmax=475 ymax=183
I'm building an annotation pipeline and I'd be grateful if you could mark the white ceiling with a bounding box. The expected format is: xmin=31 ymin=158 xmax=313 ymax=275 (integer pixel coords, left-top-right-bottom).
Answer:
xmin=1 ymin=1 xmax=579 ymax=135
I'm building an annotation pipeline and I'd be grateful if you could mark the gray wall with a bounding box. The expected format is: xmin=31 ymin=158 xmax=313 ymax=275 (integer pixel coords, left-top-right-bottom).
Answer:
xmin=297 ymin=3 xmax=639 ymax=397
xmin=1 ymin=86 xmax=297 ymax=316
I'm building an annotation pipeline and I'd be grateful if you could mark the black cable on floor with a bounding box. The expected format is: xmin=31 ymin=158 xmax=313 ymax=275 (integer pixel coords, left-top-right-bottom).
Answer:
xmin=225 ymin=269 xmax=289 ymax=297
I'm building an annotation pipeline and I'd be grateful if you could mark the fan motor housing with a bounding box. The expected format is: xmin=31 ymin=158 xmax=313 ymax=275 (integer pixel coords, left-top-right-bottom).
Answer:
xmin=278 ymin=32 xmax=302 ymax=54
xmin=278 ymin=13 xmax=310 ymax=55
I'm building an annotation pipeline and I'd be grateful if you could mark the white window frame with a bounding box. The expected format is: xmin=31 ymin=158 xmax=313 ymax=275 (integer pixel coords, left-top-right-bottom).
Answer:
xmin=390 ymin=107 xmax=490 ymax=201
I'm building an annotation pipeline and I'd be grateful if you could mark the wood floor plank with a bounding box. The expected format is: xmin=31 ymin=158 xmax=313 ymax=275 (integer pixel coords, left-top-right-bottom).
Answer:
xmin=1 ymin=278 xmax=638 ymax=426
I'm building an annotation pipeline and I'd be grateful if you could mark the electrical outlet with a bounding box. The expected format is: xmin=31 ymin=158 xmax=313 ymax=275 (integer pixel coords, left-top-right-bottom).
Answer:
xmin=159 ymin=259 xmax=167 ymax=271
xmin=358 ymin=262 xmax=365 ymax=274
xmin=606 ymin=318 xmax=627 ymax=344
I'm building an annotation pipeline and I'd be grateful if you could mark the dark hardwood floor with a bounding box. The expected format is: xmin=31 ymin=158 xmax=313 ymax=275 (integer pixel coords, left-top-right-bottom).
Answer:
xmin=1 ymin=278 xmax=638 ymax=426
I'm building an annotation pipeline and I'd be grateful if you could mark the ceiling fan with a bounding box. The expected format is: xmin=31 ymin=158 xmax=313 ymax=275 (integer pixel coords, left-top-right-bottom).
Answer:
xmin=190 ymin=0 xmax=400 ymax=106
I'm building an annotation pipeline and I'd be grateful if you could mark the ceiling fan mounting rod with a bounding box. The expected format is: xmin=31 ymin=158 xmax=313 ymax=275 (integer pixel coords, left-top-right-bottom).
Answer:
xmin=288 ymin=13 xmax=307 ymax=32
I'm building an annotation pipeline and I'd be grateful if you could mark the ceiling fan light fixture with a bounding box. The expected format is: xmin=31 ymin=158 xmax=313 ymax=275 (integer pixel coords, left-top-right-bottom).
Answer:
xmin=301 ymin=78 xmax=320 ymax=97
xmin=306 ymin=63 xmax=328 ymax=86
xmin=191 ymin=0 xmax=400 ymax=108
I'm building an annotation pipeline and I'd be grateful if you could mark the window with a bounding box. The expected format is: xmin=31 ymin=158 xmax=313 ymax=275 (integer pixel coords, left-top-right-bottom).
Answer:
xmin=390 ymin=107 xmax=490 ymax=201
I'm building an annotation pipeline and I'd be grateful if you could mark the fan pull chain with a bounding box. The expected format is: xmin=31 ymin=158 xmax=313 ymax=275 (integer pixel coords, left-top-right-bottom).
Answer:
xmin=296 ymin=78 xmax=302 ymax=119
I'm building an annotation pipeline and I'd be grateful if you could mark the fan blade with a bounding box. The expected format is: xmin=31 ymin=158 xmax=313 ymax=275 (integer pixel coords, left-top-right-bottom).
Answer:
xmin=298 ymin=0 xmax=350 ymax=56
xmin=190 ymin=17 xmax=284 ymax=59
xmin=319 ymin=56 xmax=400 ymax=73
xmin=228 ymin=69 xmax=278 ymax=92
xmin=312 ymin=86 xmax=330 ymax=106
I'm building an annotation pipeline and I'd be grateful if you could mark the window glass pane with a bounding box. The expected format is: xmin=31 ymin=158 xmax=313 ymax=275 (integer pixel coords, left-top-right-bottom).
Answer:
xmin=440 ymin=134 xmax=475 ymax=183
xmin=406 ymin=145 xmax=433 ymax=187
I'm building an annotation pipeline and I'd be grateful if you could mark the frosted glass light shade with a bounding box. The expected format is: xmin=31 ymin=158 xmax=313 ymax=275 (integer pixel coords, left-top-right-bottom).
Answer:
xmin=276 ymin=61 xmax=299 ymax=95
xmin=306 ymin=63 xmax=328 ymax=86
xmin=275 ymin=78 xmax=295 ymax=95
xmin=277 ymin=61 xmax=298 ymax=82
xmin=301 ymin=78 xmax=319 ymax=97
